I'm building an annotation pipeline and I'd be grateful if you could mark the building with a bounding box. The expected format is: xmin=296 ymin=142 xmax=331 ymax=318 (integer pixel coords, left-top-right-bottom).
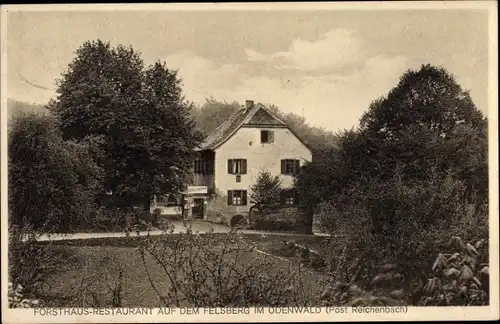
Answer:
xmin=182 ymin=100 xmax=313 ymax=224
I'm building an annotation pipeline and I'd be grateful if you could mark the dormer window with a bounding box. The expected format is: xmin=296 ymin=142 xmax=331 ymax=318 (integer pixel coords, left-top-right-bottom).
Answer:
xmin=261 ymin=130 xmax=274 ymax=143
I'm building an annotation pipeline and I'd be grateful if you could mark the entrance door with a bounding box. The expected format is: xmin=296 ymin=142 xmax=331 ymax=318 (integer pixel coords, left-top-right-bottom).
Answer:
xmin=192 ymin=198 xmax=205 ymax=219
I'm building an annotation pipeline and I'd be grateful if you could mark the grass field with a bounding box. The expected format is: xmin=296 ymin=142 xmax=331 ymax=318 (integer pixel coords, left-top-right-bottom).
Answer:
xmin=35 ymin=234 xmax=331 ymax=307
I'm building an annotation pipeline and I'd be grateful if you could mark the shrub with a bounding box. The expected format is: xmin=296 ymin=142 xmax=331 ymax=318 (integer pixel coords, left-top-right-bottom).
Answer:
xmin=319 ymin=282 xmax=401 ymax=306
xmin=137 ymin=227 xmax=312 ymax=307
xmin=317 ymin=166 xmax=488 ymax=291
xmin=418 ymin=236 xmax=489 ymax=306
xmin=275 ymin=241 xmax=327 ymax=270
xmin=8 ymin=225 xmax=71 ymax=302
xmin=8 ymin=282 xmax=41 ymax=308
xmin=229 ymin=214 xmax=246 ymax=228
xmin=252 ymin=219 xmax=297 ymax=232
xmin=89 ymin=208 xmax=136 ymax=232
xmin=152 ymin=208 xmax=162 ymax=226
xmin=8 ymin=113 xmax=103 ymax=233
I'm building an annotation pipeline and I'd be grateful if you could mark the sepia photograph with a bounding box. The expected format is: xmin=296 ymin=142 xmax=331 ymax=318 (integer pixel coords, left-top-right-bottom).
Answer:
xmin=1 ymin=2 xmax=498 ymax=323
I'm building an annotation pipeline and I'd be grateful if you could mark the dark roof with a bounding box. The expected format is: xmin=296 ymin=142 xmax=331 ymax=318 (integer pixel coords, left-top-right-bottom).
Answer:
xmin=196 ymin=103 xmax=286 ymax=151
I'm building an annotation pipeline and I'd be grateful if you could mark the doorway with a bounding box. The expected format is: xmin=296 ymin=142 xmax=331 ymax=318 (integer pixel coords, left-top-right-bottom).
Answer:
xmin=192 ymin=198 xmax=205 ymax=219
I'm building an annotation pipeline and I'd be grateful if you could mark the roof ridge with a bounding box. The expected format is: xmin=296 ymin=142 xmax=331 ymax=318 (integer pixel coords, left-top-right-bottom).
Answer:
xmin=197 ymin=101 xmax=286 ymax=151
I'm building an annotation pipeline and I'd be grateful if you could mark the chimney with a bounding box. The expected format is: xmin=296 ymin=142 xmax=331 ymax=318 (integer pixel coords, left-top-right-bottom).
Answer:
xmin=245 ymin=100 xmax=254 ymax=111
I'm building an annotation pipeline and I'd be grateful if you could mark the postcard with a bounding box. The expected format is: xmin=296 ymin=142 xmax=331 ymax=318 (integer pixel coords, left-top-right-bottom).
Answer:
xmin=1 ymin=1 xmax=498 ymax=322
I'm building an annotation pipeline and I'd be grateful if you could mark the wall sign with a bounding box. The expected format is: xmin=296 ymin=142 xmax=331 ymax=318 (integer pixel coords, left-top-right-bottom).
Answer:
xmin=187 ymin=186 xmax=208 ymax=194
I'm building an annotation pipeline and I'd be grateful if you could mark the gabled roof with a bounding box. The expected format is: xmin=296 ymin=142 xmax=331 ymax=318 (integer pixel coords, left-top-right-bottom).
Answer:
xmin=196 ymin=103 xmax=287 ymax=151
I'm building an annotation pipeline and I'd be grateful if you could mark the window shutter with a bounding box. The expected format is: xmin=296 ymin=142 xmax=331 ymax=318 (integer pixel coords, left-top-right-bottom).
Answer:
xmin=228 ymin=159 xmax=233 ymax=174
xmin=294 ymin=160 xmax=300 ymax=174
xmin=242 ymin=190 xmax=247 ymax=205
xmin=227 ymin=190 xmax=233 ymax=206
xmin=281 ymin=160 xmax=286 ymax=174
xmin=242 ymin=159 xmax=247 ymax=174
xmin=294 ymin=189 xmax=300 ymax=205
xmin=269 ymin=131 xmax=274 ymax=143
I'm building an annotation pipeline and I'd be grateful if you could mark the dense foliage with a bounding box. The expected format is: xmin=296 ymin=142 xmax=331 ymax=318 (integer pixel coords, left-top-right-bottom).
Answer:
xmin=49 ymin=40 xmax=202 ymax=211
xmin=295 ymin=64 xmax=489 ymax=303
xmin=8 ymin=113 xmax=103 ymax=232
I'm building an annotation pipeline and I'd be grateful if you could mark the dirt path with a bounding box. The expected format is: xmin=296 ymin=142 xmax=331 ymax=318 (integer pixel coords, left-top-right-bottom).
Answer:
xmin=32 ymin=220 xmax=330 ymax=242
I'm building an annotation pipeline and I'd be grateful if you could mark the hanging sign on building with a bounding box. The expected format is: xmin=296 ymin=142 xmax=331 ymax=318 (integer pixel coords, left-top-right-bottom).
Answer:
xmin=187 ymin=186 xmax=208 ymax=194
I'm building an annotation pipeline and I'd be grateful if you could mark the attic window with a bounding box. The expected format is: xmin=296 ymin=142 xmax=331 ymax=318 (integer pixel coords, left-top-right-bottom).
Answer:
xmin=261 ymin=130 xmax=274 ymax=143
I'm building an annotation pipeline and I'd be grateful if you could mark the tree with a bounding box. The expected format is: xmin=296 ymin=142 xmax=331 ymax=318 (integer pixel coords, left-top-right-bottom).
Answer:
xmin=357 ymin=64 xmax=488 ymax=201
xmin=248 ymin=169 xmax=282 ymax=223
xmin=7 ymin=99 xmax=48 ymax=121
xmin=126 ymin=61 xmax=203 ymax=212
xmin=294 ymin=130 xmax=359 ymax=233
xmin=49 ymin=40 xmax=202 ymax=215
xmin=191 ymin=98 xmax=241 ymax=136
xmin=8 ymin=113 xmax=103 ymax=233
xmin=267 ymin=104 xmax=339 ymax=155
xmin=249 ymin=169 xmax=282 ymax=207
xmin=359 ymin=64 xmax=486 ymax=140
xmin=298 ymin=64 xmax=489 ymax=290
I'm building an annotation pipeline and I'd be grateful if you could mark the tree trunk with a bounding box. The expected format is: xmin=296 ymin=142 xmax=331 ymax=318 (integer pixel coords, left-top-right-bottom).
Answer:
xmin=303 ymin=205 xmax=314 ymax=234
xmin=138 ymin=196 xmax=151 ymax=224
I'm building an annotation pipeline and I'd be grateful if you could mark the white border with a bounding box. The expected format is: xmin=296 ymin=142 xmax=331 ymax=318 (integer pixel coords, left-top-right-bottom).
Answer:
xmin=1 ymin=2 xmax=498 ymax=323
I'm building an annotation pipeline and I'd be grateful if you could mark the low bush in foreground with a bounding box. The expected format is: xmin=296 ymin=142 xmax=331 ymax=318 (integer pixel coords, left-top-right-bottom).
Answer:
xmin=137 ymin=226 xmax=319 ymax=307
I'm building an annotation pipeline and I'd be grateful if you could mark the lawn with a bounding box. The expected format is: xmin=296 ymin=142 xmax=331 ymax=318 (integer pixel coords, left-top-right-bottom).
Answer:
xmin=35 ymin=233 xmax=331 ymax=307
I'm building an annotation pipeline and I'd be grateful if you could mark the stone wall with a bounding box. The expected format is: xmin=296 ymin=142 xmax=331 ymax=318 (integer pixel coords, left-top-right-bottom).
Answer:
xmin=204 ymin=192 xmax=310 ymax=232
xmin=249 ymin=205 xmax=310 ymax=232
xmin=205 ymin=193 xmax=250 ymax=225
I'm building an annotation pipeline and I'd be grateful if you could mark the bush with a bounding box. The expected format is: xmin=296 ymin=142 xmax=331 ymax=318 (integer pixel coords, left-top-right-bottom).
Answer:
xmin=229 ymin=214 xmax=246 ymax=228
xmin=317 ymin=167 xmax=488 ymax=291
xmin=152 ymin=208 xmax=162 ymax=226
xmin=137 ymin=227 xmax=312 ymax=307
xmin=275 ymin=241 xmax=327 ymax=270
xmin=88 ymin=208 xmax=132 ymax=232
xmin=319 ymin=282 xmax=401 ymax=306
xmin=418 ymin=236 xmax=489 ymax=306
xmin=252 ymin=219 xmax=298 ymax=231
xmin=8 ymin=113 xmax=103 ymax=233
xmin=8 ymin=282 xmax=41 ymax=308
xmin=87 ymin=207 xmax=162 ymax=233
xmin=8 ymin=225 xmax=72 ymax=302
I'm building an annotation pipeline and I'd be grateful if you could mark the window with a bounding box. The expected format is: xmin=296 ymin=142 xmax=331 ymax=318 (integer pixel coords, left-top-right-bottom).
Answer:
xmin=228 ymin=159 xmax=247 ymax=174
xmin=281 ymin=159 xmax=300 ymax=175
xmin=227 ymin=190 xmax=247 ymax=206
xmin=194 ymin=159 xmax=214 ymax=174
xmin=281 ymin=189 xmax=299 ymax=205
xmin=261 ymin=130 xmax=274 ymax=143
xmin=194 ymin=160 xmax=205 ymax=174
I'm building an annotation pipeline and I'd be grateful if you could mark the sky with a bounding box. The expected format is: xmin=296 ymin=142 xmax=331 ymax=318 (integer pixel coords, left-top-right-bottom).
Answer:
xmin=5 ymin=6 xmax=491 ymax=132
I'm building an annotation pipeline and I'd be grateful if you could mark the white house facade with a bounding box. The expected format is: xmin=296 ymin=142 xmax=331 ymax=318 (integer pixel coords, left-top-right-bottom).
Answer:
xmin=153 ymin=100 xmax=312 ymax=223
